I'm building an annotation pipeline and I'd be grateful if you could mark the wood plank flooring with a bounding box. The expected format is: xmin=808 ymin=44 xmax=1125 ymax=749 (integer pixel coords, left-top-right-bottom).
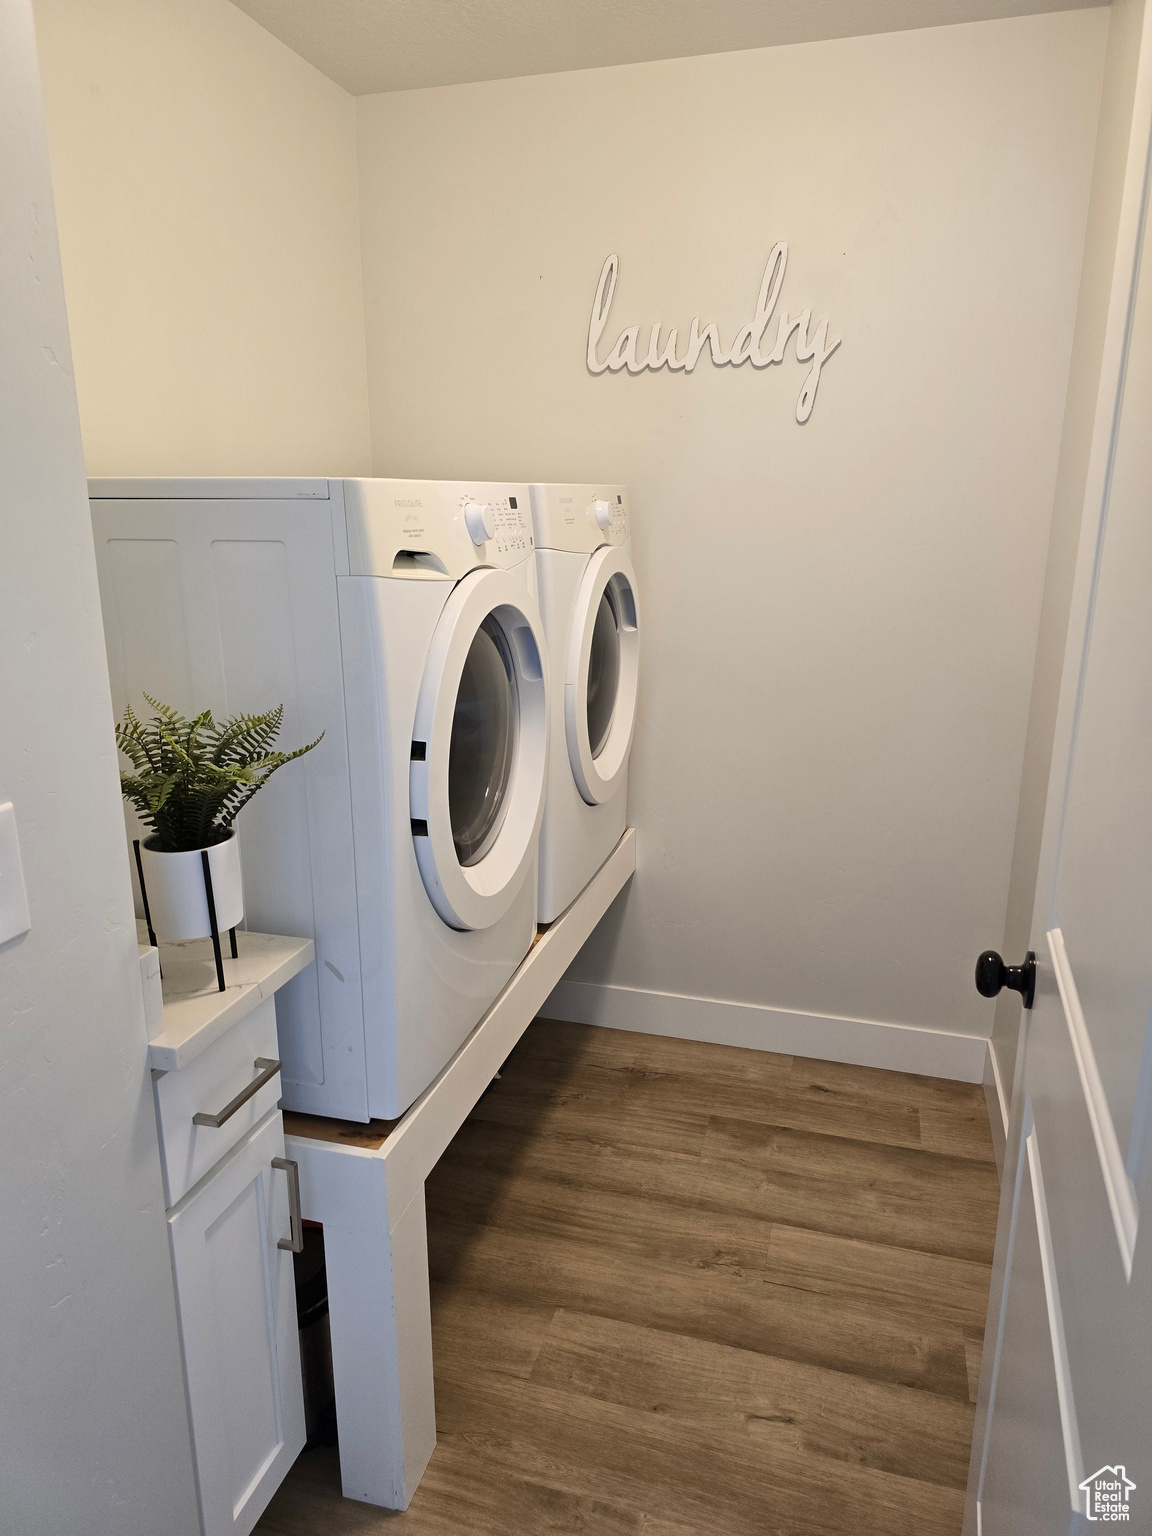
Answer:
xmin=257 ymin=1019 xmax=999 ymax=1536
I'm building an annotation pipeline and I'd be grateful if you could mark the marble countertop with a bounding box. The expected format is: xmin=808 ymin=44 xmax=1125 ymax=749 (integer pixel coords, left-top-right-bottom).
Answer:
xmin=137 ymin=921 xmax=314 ymax=1072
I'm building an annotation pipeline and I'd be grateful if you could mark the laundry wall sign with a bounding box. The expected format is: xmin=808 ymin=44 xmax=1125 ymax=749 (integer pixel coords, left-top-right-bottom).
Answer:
xmin=586 ymin=245 xmax=840 ymax=423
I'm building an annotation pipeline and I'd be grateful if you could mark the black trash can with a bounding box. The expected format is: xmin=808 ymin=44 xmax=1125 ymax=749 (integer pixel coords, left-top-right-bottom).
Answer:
xmin=294 ymin=1224 xmax=337 ymax=1448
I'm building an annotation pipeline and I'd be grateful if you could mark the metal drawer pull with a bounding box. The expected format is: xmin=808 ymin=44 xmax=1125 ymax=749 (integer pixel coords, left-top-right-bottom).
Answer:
xmin=272 ymin=1156 xmax=304 ymax=1253
xmin=192 ymin=1057 xmax=282 ymax=1128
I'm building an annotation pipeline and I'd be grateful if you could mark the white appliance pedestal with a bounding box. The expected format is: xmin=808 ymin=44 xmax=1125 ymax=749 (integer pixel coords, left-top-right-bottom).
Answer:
xmin=283 ymin=828 xmax=636 ymax=1510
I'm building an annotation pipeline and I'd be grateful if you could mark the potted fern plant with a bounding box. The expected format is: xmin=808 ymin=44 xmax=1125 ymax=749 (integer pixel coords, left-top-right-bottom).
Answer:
xmin=117 ymin=697 xmax=321 ymax=946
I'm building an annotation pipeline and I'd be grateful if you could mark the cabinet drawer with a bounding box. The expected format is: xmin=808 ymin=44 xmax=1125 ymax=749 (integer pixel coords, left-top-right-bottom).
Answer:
xmin=154 ymin=995 xmax=283 ymax=1206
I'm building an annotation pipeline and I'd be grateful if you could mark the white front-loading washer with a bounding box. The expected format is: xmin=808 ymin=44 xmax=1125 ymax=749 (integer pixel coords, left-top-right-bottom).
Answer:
xmin=90 ymin=477 xmax=548 ymax=1122
xmin=529 ymin=483 xmax=639 ymax=922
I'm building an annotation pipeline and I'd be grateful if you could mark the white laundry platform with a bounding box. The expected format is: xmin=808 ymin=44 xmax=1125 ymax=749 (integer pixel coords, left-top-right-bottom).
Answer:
xmin=282 ymin=827 xmax=636 ymax=1510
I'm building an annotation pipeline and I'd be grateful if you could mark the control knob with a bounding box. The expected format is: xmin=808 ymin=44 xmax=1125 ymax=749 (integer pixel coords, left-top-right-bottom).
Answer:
xmin=464 ymin=502 xmax=496 ymax=545
xmin=591 ymin=499 xmax=613 ymax=531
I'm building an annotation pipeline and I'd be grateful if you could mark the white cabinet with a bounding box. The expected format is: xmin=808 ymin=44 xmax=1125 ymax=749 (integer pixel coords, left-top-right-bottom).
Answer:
xmin=140 ymin=928 xmax=315 ymax=1536
xmin=169 ymin=1113 xmax=306 ymax=1536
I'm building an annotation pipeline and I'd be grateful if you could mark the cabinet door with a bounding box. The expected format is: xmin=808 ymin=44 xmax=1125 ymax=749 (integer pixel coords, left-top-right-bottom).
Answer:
xmin=169 ymin=1112 xmax=305 ymax=1536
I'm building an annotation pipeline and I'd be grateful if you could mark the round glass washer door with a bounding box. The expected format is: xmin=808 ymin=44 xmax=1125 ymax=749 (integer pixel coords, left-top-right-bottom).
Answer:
xmin=565 ymin=545 xmax=640 ymax=806
xmin=449 ymin=615 xmax=518 ymax=867
xmin=411 ymin=567 xmax=548 ymax=931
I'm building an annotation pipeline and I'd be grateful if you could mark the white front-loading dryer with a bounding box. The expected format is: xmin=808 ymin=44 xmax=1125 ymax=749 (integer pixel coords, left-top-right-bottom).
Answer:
xmin=90 ymin=476 xmax=547 ymax=1122
xmin=529 ymin=483 xmax=639 ymax=922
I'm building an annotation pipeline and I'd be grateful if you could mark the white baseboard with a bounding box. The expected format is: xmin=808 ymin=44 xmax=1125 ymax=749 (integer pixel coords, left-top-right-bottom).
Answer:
xmin=984 ymin=1040 xmax=1009 ymax=1178
xmin=988 ymin=1038 xmax=1010 ymax=1130
xmin=542 ymin=979 xmax=989 ymax=1083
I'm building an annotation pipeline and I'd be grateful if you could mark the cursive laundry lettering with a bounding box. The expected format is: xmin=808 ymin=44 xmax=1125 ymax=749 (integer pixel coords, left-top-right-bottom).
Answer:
xmin=586 ymin=245 xmax=840 ymax=422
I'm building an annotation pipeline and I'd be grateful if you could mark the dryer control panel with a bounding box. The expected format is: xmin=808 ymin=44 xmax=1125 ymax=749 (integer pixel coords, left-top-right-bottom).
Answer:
xmin=344 ymin=479 xmax=534 ymax=579
xmin=529 ymin=483 xmax=630 ymax=553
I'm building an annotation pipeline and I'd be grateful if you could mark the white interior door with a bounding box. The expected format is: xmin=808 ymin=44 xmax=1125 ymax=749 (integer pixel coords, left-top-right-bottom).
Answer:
xmin=967 ymin=21 xmax=1152 ymax=1533
xmin=169 ymin=1113 xmax=305 ymax=1536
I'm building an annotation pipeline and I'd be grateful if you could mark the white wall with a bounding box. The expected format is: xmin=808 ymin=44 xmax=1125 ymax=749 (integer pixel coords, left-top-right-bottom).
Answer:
xmin=989 ymin=0 xmax=1150 ymax=1107
xmin=33 ymin=0 xmax=371 ymax=478
xmin=356 ymin=13 xmax=1107 ymax=1049
xmin=0 ymin=5 xmax=198 ymax=1531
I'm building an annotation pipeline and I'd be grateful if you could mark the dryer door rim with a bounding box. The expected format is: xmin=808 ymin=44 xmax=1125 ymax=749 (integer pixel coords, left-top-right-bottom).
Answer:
xmin=410 ymin=566 xmax=549 ymax=930
xmin=565 ymin=543 xmax=640 ymax=806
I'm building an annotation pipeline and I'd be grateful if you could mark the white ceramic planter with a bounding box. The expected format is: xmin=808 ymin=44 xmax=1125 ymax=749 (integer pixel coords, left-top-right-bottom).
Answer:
xmin=139 ymin=829 xmax=244 ymax=941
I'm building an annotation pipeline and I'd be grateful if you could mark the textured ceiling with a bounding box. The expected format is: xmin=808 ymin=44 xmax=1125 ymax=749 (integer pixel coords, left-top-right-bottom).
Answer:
xmin=230 ymin=0 xmax=1105 ymax=95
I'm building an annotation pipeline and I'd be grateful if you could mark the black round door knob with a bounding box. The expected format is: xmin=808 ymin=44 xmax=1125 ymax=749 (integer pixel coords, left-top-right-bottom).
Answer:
xmin=975 ymin=950 xmax=1036 ymax=1010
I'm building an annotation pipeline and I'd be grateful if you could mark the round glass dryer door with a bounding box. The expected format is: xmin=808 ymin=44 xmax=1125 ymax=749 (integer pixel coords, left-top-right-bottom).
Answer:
xmin=411 ymin=568 xmax=548 ymax=931
xmin=586 ymin=586 xmax=621 ymax=759
xmin=565 ymin=546 xmax=640 ymax=806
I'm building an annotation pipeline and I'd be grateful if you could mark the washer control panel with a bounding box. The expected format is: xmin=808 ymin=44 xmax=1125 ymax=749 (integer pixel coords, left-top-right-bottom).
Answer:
xmin=344 ymin=480 xmax=533 ymax=579
xmin=529 ymin=483 xmax=630 ymax=553
xmin=458 ymin=491 xmax=532 ymax=561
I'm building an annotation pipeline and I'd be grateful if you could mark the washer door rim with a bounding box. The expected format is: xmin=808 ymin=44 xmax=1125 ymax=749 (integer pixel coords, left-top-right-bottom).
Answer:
xmin=410 ymin=567 xmax=549 ymax=930
xmin=565 ymin=544 xmax=640 ymax=806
